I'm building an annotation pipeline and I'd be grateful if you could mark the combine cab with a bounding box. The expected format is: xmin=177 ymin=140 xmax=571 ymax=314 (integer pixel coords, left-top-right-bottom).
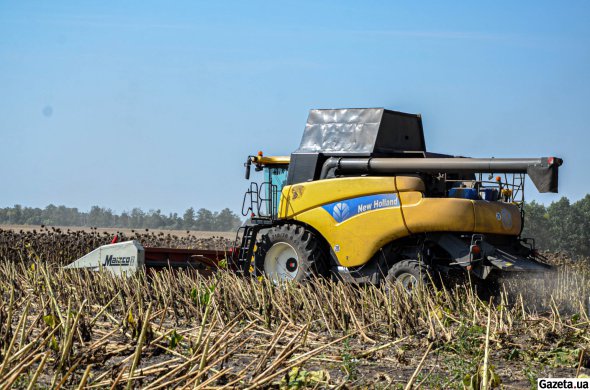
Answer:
xmin=234 ymin=108 xmax=562 ymax=289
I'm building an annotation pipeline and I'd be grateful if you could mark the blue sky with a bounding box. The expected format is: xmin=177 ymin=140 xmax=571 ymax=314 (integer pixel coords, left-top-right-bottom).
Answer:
xmin=1 ymin=1 xmax=588 ymax=215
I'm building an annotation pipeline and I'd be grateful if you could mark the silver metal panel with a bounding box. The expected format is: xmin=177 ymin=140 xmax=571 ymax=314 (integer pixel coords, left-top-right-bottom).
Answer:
xmin=64 ymin=240 xmax=145 ymax=276
xmin=297 ymin=108 xmax=384 ymax=154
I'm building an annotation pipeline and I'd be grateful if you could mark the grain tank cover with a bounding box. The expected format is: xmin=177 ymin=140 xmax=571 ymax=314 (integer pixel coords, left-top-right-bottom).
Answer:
xmin=296 ymin=108 xmax=426 ymax=156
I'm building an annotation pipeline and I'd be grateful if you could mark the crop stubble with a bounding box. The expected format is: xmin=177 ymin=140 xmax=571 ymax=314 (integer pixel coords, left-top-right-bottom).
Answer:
xmin=0 ymin=227 xmax=589 ymax=389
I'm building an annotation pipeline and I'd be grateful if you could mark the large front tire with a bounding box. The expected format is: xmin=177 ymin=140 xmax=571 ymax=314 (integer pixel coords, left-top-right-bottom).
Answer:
xmin=255 ymin=224 xmax=328 ymax=282
xmin=385 ymin=259 xmax=433 ymax=293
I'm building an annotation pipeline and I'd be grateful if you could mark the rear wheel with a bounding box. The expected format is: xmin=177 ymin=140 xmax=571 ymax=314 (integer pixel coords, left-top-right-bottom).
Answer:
xmin=385 ymin=259 xmax=433 ymax=292
xmin=255 ymin=224 xmax=327 ymax=282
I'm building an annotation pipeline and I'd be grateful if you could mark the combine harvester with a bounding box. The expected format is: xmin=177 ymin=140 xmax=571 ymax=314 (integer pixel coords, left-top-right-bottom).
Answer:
xmin=67 ymin=108 xmax=563 ymax=291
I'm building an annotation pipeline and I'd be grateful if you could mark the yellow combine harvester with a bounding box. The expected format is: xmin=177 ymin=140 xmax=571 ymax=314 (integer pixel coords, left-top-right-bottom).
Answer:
xmin=234 ymin=108 xmax=562 ymax=290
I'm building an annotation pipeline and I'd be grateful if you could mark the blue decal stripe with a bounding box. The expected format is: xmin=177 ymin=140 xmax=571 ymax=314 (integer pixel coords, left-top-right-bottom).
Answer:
xmin=321 ymin=193 xmax=399 ymax=223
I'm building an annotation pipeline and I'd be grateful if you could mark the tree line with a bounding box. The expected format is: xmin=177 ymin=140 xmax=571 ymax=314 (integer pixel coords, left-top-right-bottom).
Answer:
xmin=0 ymin=205 xmax=242 ymax=232
xmin=0 ymin=196 xmax=588 ymax=254
xmin=522 ymin=195 xmax=590 ymax=257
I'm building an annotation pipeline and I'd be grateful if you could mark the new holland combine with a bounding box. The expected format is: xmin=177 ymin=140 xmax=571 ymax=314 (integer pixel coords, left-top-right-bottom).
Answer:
xmin=67 ymin=108 xmax=563 ymax=290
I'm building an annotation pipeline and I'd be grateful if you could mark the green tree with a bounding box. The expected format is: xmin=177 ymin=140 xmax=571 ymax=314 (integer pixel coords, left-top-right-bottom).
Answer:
xmin=570 ymin=195 xmax=590 ymax=256
xmin=214 ymin=208 xmax=241 ymax=231
xmin=118 ymin=211 xmax=130 ymax=228
xmin=129 ymin=208 xmax=145 ymax=228
xmin=546 ymin=197 xmax=574 ymax=252
xmin=522 ymin=201 xmax=550 ymax=249
xmin=145 ymin=210 xmax=164 ymax=229
xmin=8 ymin=204 xmax=23 ymax=224
xmin=195 ymin=208 xmax=214 ymax=231
xmin=183 ymin=207 xmax=196 ymax=230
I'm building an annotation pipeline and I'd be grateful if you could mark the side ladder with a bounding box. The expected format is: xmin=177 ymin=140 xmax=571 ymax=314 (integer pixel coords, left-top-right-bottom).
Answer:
xmin=232 ymin=225 xmax=260 ymax=276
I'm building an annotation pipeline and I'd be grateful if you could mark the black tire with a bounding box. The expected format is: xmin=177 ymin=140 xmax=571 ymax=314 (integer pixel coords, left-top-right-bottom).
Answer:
xmin=385 ymin=259 xmax=433 ymax=292
xmin=255 ymin=224 xmax=328 ymax=282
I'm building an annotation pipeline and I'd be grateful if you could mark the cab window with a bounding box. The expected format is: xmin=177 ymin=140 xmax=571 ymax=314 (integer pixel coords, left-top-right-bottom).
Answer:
xmin=264 ymin=166 xmax=288 ymax=217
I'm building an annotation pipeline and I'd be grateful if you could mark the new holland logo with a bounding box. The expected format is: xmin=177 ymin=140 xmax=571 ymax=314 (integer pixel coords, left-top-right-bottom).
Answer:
xmin=332 ymin=202 xmax=350 ymax=221
xmin=500 ymin=208 xmax=512 ymax=229
xmin=103 ymin=255 xmax=135 ymax=267
xmin=322 ymin=193 xmax=399 ymax=223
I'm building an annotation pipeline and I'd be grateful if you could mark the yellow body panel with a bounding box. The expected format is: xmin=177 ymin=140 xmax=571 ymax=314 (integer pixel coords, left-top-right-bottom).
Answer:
xmin=474 ymin=201 xmax=522 ymax=233
xmin=395 ymin=176 xmax=425 ymax=192
xmin=400 ymin=192 xmax=521 ymax=235
xmin=400 ymin=193 xmax=476 ymax=233
xmin=279 ymin=177 xmax=398 ymax=218
xmin=277 ymin=176 xmax=521 ymax=267
xmin=253 ymin=156 xmax=290 ymax=165
xmin=294 ymin=206 xmax=408 ymax=267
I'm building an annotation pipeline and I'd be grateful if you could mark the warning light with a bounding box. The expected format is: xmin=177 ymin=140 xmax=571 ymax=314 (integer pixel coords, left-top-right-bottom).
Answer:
xmin=548 ymin=157 xmax=554 ymax=165
xmin=258 ymin=151 xmax=263 ymax=156
xmin=495 ymin=176 xmax=501 ymax=182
